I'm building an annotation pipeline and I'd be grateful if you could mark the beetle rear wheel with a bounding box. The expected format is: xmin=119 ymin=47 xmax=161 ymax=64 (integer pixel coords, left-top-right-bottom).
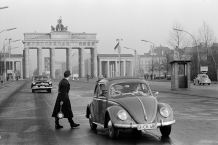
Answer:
xmin=89 ymin=114 xmax=97 ymax=130
xmin=108 ymin=119 xmax=119 ymax=139
xmin=160 ymin=125 xmax=171 ymax=137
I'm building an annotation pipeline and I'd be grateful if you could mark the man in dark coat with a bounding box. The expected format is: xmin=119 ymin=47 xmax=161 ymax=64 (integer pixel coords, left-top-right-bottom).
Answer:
xmin=52 ymin=70 xmax=80 ymax=129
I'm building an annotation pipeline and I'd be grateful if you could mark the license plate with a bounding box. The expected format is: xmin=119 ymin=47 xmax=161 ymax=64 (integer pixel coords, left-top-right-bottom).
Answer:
xmin=137 ymin=123 xmax=156 ymax=130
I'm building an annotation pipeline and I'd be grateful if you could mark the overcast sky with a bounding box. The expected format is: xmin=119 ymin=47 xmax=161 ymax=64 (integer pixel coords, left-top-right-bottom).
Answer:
xmin=1 ymin=0 xmax=218 ymax=70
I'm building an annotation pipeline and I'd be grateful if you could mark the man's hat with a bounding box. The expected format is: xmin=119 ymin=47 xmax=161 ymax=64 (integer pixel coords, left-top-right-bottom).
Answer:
xmin=64 ymin=70 xmax=71 ymax=78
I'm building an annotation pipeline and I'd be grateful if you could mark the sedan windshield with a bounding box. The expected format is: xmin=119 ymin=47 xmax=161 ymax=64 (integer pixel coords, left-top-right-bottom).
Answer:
xmin=110 ymin=82 xmax=151 ymax=96
xmin=34 ymin=76 xmax=48 ymax=81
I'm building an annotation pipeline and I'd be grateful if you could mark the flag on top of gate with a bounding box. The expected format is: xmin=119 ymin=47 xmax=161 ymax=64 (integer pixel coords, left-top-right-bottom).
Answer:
xmin=114 ymin=42 xmax=119 ymax=51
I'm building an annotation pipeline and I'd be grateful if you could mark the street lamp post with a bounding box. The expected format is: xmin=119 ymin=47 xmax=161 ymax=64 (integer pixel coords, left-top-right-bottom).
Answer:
xmin=2 ymin=39 xmax=20 ymax=80
xmin=141 ymin=40 xmax=160 ymax=79
xmin=7 ymin=46 xmax=19 ymax=80
xmin=0 ymin=28 xmax=16 ymax=34
xmin=0 ymin=39 xmax=8 ymax=77
xmin=0 ymin=6 xmax=8 ymax=10
xmin=124 ymin=47 xmax=137 ymax=76
xmin=116 ymin=39 xmax=122 ymax=76
xmin=173 ymin=28 xmax=200 ymax=74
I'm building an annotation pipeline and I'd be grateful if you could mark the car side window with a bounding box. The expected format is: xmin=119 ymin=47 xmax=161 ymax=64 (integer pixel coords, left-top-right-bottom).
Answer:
xmin=94 ymin=84 xmax=98 ymax=98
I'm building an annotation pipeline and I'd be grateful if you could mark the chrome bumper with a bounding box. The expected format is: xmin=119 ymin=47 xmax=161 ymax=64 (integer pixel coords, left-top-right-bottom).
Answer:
xmin=32 ymin=86 xmax=52 ymax=90
xmin=114 ymin=120 xmax=176 ymax=129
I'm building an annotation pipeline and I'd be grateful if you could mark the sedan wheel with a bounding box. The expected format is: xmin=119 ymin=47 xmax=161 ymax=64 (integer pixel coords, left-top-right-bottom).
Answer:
xmin=160 ymin=125 xmax=171 ymax=137
xmin=208 ymin=83 xmax=210 ymax=85
xmin=132 ymin=128 xmax=141 ymax=137
xmin=89 ymin=114 xmax=97 ymax=130
xmin=32 ymin=89 xmax=35 ymax=93
xmin=47 ymin=89 xmax=51 ymax=93
xmin=108 ymin=119 xmax=119 ymax=139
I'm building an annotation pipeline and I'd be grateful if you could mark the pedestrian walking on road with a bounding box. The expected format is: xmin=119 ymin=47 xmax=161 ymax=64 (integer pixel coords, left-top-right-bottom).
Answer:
xmin=0 ymin=74 xmax=3 ymax=83
xmin=52 ymin=70 xmax=80 ymax=129
xmin=86 ymin=74 xmax=89 ymax=81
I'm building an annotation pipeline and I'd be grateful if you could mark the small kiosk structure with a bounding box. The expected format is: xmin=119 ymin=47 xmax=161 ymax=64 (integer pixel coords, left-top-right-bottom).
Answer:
xmin=170 ymin=60 xmax=191 ymax=90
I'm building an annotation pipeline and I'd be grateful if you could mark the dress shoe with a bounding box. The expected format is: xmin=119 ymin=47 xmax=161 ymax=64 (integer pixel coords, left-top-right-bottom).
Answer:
xmin=55 ymin=123 xmax=63 ymax=129
xmin=55 ymin=124 xmax=63 ymax=129
xmin=70 ymin=123 xmax=80 ymax=128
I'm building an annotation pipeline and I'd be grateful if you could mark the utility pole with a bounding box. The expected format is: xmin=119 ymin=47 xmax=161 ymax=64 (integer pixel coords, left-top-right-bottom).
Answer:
xmin=116 ymin=39 xmax=122 ymax=76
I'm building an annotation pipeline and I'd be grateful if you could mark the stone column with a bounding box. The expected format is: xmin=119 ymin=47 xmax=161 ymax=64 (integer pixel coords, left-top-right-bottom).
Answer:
xmin=12 ymin=61 xmax=14 ymax=79
xmin=124 ymin=60 xmax=126 ymax=76
xmin=50 ymin=47 xmax=55 ymax=78
xmin=24 ymin=47 xmax=29 ymax=79
xmin=66 ymin=47 xmax=72 ymax=74
xmin=12 ymin=61 xmax=14 ymax=71
xmin=107 ymin=61 xmax=110 ymax=77
xmin=22 ymin=50 xmax=25 ymax=79
xmin=78 ymin=49 xmax=81 ymax=77
xmin=79 ymin=47 xmax=85 ymax=77
xmin=20 ymin=60 xmax=23 ymax=79
xmin=37 ymin=47 xmax=42 ymax=75
xmin=93 ymin=47 xmax=98 ymax=78
xmin=99 ymin=60 xmax=102 ymax=76
xmin=115 ymin=61 xmax=117 ymax=77
xmin=132 ymin=60 xmax=134 ymax=76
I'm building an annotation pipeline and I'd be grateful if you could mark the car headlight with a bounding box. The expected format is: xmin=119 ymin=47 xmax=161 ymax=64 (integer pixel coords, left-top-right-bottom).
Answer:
xmin=32 ymin=82 xmax=36 ymax=85
xmin=160 ymin=107 xmax=170 ymax=118
xmin=117 ymin=110 xmax=128 ymax=121
xmin=49 ymin=81 xmax=52 ymax=85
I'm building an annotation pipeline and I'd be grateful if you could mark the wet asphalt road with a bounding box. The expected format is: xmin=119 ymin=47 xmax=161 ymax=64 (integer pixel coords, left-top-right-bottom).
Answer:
xmin=0 ymin=79 xmax=218 ymax=145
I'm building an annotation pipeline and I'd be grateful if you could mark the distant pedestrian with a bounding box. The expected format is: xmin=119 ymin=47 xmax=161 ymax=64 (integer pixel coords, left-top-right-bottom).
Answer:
xmin=87 ymin=74 xmax=89 ymax=81
xmin=16 ymin=75 xmax=19 ymax=81
xmin=0 ymin=74 xmax=3 ymax=83
xmin=52 ymin=70 xmax=80 ymax=129
xmin=7 ymin=75 xmax=9 ymax=81
xmin=150 ymin=74 xmax=153 ymax=80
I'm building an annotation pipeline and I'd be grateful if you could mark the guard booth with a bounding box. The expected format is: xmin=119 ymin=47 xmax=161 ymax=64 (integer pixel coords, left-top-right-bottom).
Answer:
xmin=170 ymin=60 xmax=191 ymax=90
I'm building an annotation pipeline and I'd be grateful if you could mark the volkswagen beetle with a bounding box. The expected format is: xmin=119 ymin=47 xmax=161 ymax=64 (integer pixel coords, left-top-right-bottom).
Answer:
xmin=86 ymin=77 xmax=175 ymax=139
xmin=193 ymin=74 xmax=211 ymax=85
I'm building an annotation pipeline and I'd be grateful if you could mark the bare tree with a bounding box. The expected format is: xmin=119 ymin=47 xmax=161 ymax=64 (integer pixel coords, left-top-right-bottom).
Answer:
xmin=199 ymin=21 xmax=217 ymax=80
xmin=148 ymin=56 xmax=158 ymax=80
xmin=199 ymin=21 xmax=215 ymax=48
xmin=168 ymin=21 xmax=189 ymax=49
xmin=161 ymin=50 xmax=173 ymax=76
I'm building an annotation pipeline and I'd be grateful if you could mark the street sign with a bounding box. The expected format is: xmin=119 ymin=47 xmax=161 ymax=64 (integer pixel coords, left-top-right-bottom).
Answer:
xmin=200 ymin=66 xmax=208 ymax=72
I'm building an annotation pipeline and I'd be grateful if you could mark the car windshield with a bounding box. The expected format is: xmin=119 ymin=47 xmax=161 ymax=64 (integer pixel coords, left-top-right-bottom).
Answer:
xmin=109 ymin=82 xmax=151 ymax=97
xmin=34 ymin=76 xmax=48 ymax=81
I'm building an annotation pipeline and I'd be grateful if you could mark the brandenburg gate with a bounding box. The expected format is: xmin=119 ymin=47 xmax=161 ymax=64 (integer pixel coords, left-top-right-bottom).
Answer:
xmin=22 ymin=18 xmax=98 ymax=79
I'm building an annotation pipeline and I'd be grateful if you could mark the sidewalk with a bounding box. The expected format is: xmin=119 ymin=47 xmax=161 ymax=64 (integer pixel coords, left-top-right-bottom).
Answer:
xmin=0 ymin=80 xmax=17 ymax=88
xmin=72 ymin=77 xmax=218 ymax=98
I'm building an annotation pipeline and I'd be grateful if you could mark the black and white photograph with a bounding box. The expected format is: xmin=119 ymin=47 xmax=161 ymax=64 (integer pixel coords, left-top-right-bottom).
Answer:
xmin=0 ymin=0 xmax=218 ymax=145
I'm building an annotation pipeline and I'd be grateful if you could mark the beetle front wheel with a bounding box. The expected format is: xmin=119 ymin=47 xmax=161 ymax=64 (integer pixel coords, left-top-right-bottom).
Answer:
xmin=108 ymin=119 xmax=119 ymax=139
xmin=89 ymin=114 xmax=97 ymax=130
xmin=160 ymin=125 xmax=171 ymax=137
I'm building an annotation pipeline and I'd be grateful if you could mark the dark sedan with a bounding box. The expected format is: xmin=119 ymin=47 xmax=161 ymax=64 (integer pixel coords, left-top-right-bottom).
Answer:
xmin=86 ymin=77 xmax=175 ymax=139
xmin=31 ymin=75 xmax=52 ymax=93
